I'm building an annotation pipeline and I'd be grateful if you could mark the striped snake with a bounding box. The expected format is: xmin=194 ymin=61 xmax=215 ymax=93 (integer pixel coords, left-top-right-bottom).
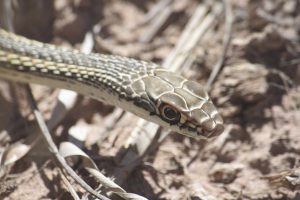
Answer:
xmin=0 ymin=28 xmax=223 ymax=139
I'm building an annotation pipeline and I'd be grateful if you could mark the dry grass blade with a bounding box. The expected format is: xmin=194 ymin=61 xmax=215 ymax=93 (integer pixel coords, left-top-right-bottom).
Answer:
xmin=60 ymin=171 xmax=81 ymax=200
xmin=206 ymin=0 xmax=233 ymax=90
xmin=139 ymin=0 xmax=173 ymax=27
xmin=25 ymin=84 xmax=111 ymax=200
xmin=0 ymin=143 xmax=33 ymax=166
xmin=262 ymin=167 xmax=300 ymax=190
xmin=0 ymin=87 xmax=78 ymax=173
xmin=163 ymin=3 xmax=223 ymax=72
xmin=139 ymin=0 xmax=173 ymax=43
xmin=0 ymin=0 xmax=14 ymax=32
xmin=59 ymin=142 xmax=148 ymax=200
xmin=162 ymin=4 xmax=208 ymax=70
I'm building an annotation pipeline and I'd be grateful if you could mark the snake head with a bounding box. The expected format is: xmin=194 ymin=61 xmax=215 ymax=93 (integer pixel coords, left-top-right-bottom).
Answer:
xmin=129 ymin=69 xmax=224 ymax=139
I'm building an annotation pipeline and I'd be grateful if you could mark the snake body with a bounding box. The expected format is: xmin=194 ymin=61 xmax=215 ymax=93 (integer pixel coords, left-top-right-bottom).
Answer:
xmin=0 ymin=28 xmax=223 ymax=139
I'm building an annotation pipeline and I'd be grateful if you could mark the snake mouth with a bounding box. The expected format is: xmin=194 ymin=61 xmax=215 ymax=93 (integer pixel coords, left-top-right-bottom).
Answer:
xmin=194 ymin=123 xmax=224 ymax=139
xmin=199 ymin=124 xmax=224 ymax=138
xmin=177 ymin=122 xmax=223 ymax=139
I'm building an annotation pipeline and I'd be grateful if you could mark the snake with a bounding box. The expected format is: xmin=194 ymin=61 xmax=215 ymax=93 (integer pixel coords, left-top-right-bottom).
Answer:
xmin=0 ymin=28 xmax=224 ymax=139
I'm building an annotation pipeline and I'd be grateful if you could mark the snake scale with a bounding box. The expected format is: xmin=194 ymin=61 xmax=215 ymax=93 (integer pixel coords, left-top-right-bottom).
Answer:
xmin=0 ymin=28 xmax=223 ymax=139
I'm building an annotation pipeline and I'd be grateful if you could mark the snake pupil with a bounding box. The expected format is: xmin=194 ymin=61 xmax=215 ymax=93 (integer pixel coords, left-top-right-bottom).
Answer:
xmin=163 ymin=106 xmax=178 ymax=121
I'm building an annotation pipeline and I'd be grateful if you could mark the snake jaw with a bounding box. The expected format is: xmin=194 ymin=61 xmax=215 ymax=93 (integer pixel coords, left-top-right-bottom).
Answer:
xmin=206 ymin=123 xmax=224 ymax=138
xmin=195 ymin=119 xmax=224 ymax=139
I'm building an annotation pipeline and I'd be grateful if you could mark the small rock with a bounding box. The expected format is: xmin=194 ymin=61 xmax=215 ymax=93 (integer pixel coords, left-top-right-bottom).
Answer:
xmin=209 ymin=163 xmax=244 ymax=184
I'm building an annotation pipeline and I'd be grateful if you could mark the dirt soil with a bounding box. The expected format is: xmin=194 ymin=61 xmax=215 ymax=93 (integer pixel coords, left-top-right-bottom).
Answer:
xmin=0 ymin=0 xmax=300 ymax=200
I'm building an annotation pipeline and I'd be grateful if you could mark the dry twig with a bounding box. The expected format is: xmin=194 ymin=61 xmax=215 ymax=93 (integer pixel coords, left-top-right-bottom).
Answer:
xmin=25 ymin=85 xmax=111 ymax=200
xmin=206 ymin=0 xmax=233 ymax=89
xmin=139 ymin=0 xmax=173 ymax=43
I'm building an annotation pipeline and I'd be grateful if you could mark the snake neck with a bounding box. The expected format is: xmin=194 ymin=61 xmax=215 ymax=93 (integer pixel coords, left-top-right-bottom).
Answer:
xmin=0 ymin=29 xmax=159 ymax=108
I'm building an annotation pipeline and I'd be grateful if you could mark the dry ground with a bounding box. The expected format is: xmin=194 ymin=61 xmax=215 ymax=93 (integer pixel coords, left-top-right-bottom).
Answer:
xmin=0 ymin=0 xmax=300 ymax=199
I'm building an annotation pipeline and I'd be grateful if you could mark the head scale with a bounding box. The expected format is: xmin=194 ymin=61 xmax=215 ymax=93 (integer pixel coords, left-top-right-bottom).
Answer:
xmin=128 ymin=69 xmax=224 ymax=139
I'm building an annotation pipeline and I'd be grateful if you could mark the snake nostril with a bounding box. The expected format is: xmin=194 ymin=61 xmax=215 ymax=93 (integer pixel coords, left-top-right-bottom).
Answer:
xmin=196 ymin=126 xmax=203 ymax=135
xmin=209 ymin=124 xmax=224 ymax=138
xmin=196 ymin=122 xmax=224 ymax=138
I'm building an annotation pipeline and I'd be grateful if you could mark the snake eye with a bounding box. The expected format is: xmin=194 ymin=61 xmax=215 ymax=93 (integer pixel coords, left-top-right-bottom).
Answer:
xmin=160 ymin=104 xmax=181 ymax=124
